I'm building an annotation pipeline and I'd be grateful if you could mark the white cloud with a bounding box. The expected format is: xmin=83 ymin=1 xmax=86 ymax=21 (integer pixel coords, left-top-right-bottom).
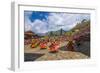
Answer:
xmin=31 ymin=19 xmax=48 ymax=34
xmin=25 ymin=24 xmax=32 ymax=31
xmin=47 ymin=13 xmax=90 ymax=31
xmin=24 ymin=12 xmax=90 ymax=34
xmin=24 ymin=11 xmax=33 ymax=31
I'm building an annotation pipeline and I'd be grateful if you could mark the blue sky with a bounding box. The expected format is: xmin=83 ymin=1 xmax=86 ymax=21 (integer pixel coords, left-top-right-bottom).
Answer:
xmin=24 ymin=11 xmax=90 ymax=34
xmin=29 ymin=11 xmax=49 ymax=22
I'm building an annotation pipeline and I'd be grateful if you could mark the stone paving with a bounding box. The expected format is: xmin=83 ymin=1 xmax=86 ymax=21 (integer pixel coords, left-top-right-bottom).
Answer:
xmin=24 ymin=42 xmax=89 ymax=61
